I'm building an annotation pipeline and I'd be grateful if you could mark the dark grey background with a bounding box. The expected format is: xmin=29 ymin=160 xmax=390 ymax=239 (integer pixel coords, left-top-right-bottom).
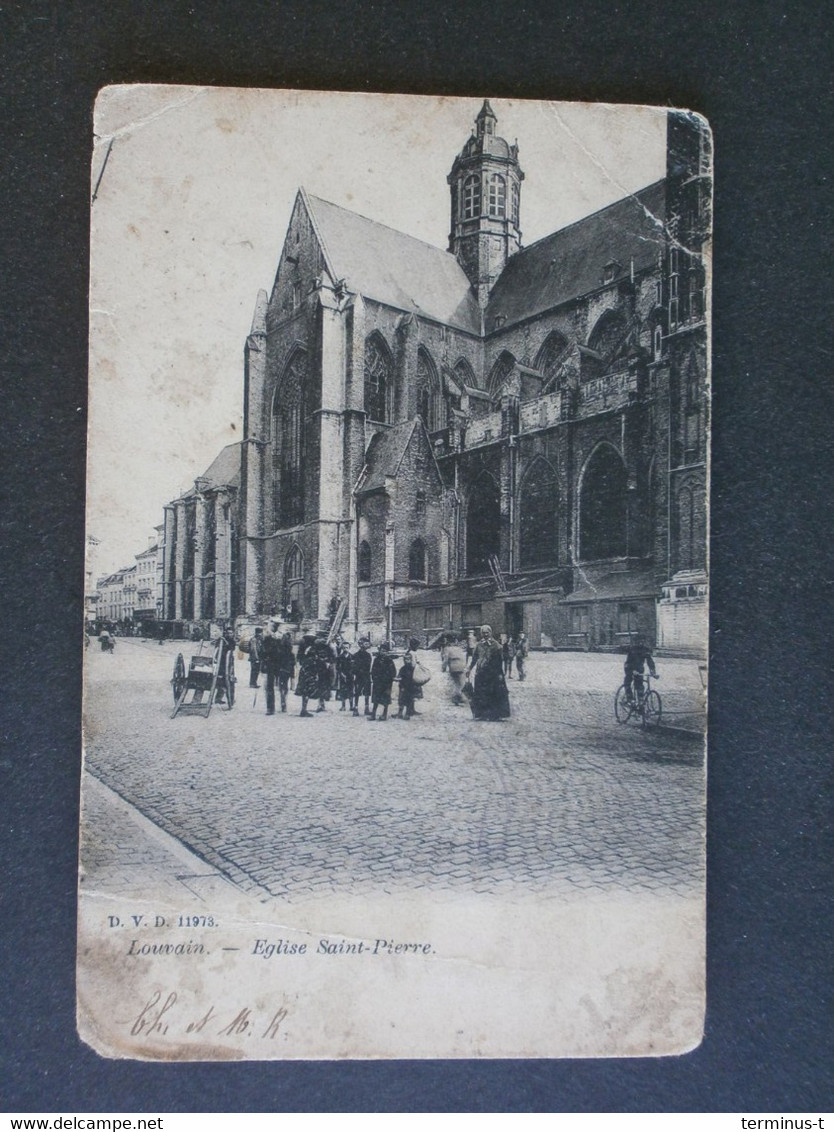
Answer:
xmin=2 ymin=0 xmax=832 ymax=1112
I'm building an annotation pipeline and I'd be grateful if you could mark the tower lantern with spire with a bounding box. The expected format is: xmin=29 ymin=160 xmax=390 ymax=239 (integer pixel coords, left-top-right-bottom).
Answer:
xmin=448 ymin=100 xmax=524 ymax=308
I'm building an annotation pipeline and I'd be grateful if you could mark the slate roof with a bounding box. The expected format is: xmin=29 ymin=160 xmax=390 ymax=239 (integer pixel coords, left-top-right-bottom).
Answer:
xmin=305 ymin=193 xmax=482 ymax=335
xmin=199 ymin=442 xmax=242 ymax=490
xmin=358 ymin=421 xmax=420 ymax=494
xmin=486 ymin=181 xmax=667 ymax=330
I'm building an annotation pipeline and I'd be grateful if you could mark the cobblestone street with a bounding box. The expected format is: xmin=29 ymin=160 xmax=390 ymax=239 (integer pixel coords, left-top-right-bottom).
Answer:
xmin=81 ymin=639 xmax=706 ymax=903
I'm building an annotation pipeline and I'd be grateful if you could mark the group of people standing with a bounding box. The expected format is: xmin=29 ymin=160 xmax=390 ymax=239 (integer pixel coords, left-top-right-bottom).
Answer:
xmin=243 ymin=621 xmax=528 ymax=724
xmin=245 ymin=623 xmax=428 ymax=721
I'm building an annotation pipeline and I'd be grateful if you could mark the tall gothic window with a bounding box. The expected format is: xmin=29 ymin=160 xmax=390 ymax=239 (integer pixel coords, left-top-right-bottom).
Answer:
xmin=579 ymin=445 xmax=628 ymax=560
xmin=466 ymin=473 xmax=500 ymax=576
xmin=358 ymin=539 xmax=371 ymax=583
xmin=487 ymin=174 xmax=506 ymax=218
xmin=408 ymin=538 xmax=426 ymax=581
xmin=463 ymin=174 xmax=481 ymax=220
xmin=416 ymin=348 xmax=442 ymax=431
xmin=272 ymin=350 xmax=307 ymax=529
xmin=364 ymin=335 xmax=391 ymax=423
xmin=519 ymin=458 xmax=558 ymax=568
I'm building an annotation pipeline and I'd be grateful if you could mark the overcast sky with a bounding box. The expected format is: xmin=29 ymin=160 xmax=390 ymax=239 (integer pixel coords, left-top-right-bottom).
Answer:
xmin=87 ymin=87 xmax=666 ymax=578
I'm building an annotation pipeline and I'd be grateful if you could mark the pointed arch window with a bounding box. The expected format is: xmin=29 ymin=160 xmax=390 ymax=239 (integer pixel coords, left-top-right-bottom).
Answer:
xmin=283 ymin=544 xmax=305 ymax=622
xmin=408 ymin=538 xmax=426 ymax=582
xmin=416 ymin=348 xmax=442 ymax=431
xmin=358 ymin=540 xmax=372 ymax=583
xmin=463 ymin=175 xmax=481 ymax=220
xmin=579 ymin=445 xmax=628 ymax=560
xmin=364 ymin=335 xmax=391 ymax=423
xmin=588 ymin=309 xmax=628 ymax=363
xmin=272 ymin=350 xmax=307 ymax=529
xmin=536 ymin=332 xmax=569 ymax=388
xmin=519 ymin=459 xmax=558 ymax=568
xmin=488 ymin=352 xmax=515 ymax=401
xmin=466 ymin=473 xmax=500 ymax=576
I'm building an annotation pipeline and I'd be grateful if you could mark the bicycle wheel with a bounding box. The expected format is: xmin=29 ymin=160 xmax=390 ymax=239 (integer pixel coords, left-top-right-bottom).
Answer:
xmin=614 ymin=684 xmax=633 ymax=723
xmin=642 ymin=690 xmax=662 ymax=726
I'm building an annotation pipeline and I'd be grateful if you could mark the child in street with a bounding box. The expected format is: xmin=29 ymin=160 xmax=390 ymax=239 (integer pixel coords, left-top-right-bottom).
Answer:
xmin=368 ymin=643 xmax=396 ymax=722
xmin=396 ymin=647 xmax=416 ymax=720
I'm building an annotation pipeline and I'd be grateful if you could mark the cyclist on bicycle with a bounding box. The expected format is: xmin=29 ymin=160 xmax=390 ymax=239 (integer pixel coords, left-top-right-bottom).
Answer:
xmin=624 ymin=635 xmax=658 ymax=705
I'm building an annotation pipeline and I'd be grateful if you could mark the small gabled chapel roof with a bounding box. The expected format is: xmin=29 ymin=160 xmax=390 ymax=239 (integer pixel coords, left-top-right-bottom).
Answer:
xmin=357 ymin=419 xmax=442 ymax=495
xmin=304 ymin=192 xmax=482 ymax=335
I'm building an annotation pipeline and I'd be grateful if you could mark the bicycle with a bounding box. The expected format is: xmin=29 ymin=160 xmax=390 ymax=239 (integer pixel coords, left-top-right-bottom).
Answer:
xmin=614 ymin=671 xmax=662 ymax=726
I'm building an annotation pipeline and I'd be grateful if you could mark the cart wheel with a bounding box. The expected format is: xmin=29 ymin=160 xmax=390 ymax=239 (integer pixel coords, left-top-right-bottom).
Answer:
xmin=224 ymin=650 xmax=236 ymax=710
xmin=171 ymin=653 xmax=186 ymax=704
xmin=642 ymin=690 xmax=662 ymax=727
xmin=614 ymin=684 xmax=632 ymax=723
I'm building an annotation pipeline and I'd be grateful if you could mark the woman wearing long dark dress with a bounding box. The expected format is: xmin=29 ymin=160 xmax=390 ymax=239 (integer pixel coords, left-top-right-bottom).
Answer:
xmin=466 ymin=624 xmax=511 ymax=721
xmin=294 ymin=634 xmax=319 ymax=717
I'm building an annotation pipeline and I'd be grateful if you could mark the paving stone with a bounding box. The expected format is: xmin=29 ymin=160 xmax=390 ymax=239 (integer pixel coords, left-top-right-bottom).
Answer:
xmin=82 ymin=640 xmax=706 ymax=902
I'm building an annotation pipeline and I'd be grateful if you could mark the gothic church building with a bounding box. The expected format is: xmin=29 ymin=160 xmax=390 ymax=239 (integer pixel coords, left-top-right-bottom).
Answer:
xmin=237 ymin=101 xmax=710 ymax=654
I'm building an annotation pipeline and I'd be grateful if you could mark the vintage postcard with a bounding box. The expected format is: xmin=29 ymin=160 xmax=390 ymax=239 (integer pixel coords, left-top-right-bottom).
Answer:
xmin=80 ymin=87 xmax=711 ymax=1059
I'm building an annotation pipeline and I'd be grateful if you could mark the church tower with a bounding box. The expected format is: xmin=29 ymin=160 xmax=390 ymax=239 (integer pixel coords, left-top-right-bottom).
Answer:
xmin=448 ymin=100 xmax=524 ymax=308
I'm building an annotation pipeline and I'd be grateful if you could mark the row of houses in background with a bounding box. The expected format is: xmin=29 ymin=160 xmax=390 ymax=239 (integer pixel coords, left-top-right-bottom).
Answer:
xmin=90 ymin=101 xmax=710 ymax=656
xmin=87 ymin=529 xmax=165 ymax=630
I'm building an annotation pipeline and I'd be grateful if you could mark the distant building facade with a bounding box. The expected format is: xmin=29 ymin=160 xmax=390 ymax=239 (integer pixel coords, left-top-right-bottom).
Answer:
xmin=160 ymin=444 xmax=241 ymax=630
xmin=234 ymin=102 xmax=710 ymax=653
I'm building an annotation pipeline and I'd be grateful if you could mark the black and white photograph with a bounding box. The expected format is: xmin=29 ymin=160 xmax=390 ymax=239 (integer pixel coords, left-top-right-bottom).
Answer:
xmin=79 ymin=87 xmax=711 ymax=1060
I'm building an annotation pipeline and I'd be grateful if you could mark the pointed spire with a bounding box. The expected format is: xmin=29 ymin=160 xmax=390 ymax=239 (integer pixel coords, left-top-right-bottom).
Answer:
xmin=249 ymin=288 xmax=268 ymax=337
xmin=476 ymin=99 xmax=497 ymax=137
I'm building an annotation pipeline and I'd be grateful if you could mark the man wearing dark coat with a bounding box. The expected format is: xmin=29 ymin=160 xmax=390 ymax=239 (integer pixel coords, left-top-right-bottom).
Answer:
xmin=466 ymin=625 xmax=511 ymax=721
xmin=248 ymin=627 xmax=263 ymax=688
xmin=260 ymin=622 xmax=280 ymax=715
xmin=313 ymin=634 xmax=336 ymax=712
xmin=350 ymin=637 xmax=372 ymax=716
xmin=275 ymin=632 xmax=296 ymax=712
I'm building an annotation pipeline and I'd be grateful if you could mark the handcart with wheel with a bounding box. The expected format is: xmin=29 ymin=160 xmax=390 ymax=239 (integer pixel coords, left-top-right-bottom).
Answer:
xmin=171 ymin=639 xmax=236 ymax=718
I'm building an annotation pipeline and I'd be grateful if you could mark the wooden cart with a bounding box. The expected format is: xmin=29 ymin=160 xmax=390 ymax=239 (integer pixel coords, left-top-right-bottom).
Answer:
xmin=171 ymin=639 xmax=236 ymax=718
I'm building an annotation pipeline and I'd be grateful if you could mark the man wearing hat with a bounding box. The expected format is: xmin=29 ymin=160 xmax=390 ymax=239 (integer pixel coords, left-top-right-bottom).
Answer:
xmin=350 ymin=637 xmax=372 ymax=716
xmin=248 ymin=626 xmax=263 ymax=689
xmin=259 ymin=619 xmax=281 ymax=715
